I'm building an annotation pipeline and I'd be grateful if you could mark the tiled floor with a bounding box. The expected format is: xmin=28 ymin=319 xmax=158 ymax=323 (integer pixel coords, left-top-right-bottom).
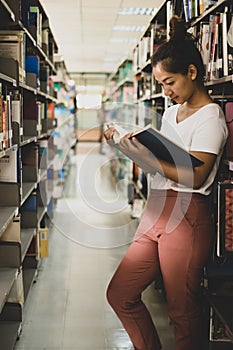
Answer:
xmin=14 ymin=142 xmax=174 ymax=350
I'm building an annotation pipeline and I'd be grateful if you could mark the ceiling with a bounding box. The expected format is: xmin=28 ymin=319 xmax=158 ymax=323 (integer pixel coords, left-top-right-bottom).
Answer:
xmin=40 ymin=0 xmax=164 ymax=92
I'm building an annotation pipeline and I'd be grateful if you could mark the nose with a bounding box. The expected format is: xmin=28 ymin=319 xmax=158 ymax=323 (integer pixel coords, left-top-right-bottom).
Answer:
xmin=163 ymin=85 xmax=172 ymax=97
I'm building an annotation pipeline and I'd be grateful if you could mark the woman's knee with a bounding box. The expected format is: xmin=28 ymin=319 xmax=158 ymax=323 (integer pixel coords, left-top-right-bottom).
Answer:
xmin=106 ymin=281 xmax=115 ymax=306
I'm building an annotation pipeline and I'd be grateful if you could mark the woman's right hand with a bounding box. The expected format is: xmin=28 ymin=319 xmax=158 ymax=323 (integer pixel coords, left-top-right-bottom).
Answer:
xmin=104 ymin=126 xmax=116 ymax=141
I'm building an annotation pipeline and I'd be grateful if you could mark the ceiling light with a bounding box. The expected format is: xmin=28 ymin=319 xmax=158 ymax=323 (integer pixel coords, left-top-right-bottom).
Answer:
xmin=109 ymin=38 xmax=137 ymax=44
xmin=118 ymin=7 xmax=156 ymax=16
xmin=113 ymin=25 xmax=146 ymax=32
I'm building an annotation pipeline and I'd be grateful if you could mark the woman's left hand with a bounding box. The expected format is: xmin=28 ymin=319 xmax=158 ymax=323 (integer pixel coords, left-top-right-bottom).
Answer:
xmin=118 ymin=134 xmax=158 ymax=174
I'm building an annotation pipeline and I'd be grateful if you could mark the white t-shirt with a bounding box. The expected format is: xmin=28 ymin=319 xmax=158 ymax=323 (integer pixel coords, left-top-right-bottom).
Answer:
xmin=150 ymin=103 xmax=228 ymax=195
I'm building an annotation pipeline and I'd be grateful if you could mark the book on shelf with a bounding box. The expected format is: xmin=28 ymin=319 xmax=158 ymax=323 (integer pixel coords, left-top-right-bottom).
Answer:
xmin=29 ymin=6 xmax=42 ymax=47
xmin=0 ymin=83 xmax=3 ymax=150
xmin=222 ymin=7 xmax=228 ymax=77
xmin=217 ymin=180 xmax=233 ymax=258
xmin=1 ymin=91 xmax=13 ymax=150
xmin=208 ymin=13 xmax=220 ymax=81
xmin=0 ymin=30 xmax=26 ymax=83
xmin=38 ymin=227 xmax=49 ymax=258
xmin=182 ymin=0 xmax=199 ymax=22
xmin=42 ymin=28 xmax=49 ymax=55
xmin=199 ymin=7 xmax=232 ymax=81
xmin=0 ymin=147 xmax=22 ymax=183
xmin=25 ymin=55 xmax=40 ymax=88
xmin=11 ymin=90 xmax=22 ymax=125
xmin=21 ymin=191 xmax=37 ymax=212
xmin=150 ymin=22 xmax=166 ymax=57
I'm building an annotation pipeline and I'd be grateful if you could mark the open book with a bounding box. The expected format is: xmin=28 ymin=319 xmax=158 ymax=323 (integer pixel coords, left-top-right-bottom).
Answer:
xmin=129 ymin=124 xmax=204 ymax=168
xmin=105 ymin=122 xmax=203 ymax=168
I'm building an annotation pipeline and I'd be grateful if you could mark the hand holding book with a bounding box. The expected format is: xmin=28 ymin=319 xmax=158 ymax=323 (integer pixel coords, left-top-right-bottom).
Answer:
xmin=105 ymin=123 xmax=203 ymax=169
xmin=104 ymin=122 xmax=159 ymax=174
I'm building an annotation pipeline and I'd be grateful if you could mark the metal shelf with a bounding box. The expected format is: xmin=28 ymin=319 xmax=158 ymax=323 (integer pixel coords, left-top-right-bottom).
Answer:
xmin=0 ymin=268 xmax=17 ymax=313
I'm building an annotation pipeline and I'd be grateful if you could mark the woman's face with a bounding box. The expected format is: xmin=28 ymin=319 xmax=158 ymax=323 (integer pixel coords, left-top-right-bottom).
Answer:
xmin=152 ymin=62 xmax=196 ymax=104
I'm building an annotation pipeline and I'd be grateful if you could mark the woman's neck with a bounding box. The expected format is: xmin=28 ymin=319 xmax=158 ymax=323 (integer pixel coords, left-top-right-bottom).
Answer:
xmin=184 ymin=88 xmax=213 ymax=109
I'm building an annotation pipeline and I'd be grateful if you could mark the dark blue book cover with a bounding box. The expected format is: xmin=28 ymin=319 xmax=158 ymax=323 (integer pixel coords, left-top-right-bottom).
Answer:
xmin=25 ymin=56 xmax=40 ymax=76
xmin=21 ymin=191 xmax=37 ymax=212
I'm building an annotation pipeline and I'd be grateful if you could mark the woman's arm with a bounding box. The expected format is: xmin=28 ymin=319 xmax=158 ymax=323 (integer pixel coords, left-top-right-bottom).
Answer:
xmin=118 ymin=135 xmax=217 ymax=189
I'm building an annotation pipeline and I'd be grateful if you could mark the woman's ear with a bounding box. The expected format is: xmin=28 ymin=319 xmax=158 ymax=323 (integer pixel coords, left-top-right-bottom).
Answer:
xmin=188 ymin=64 xmax=197 ymax=80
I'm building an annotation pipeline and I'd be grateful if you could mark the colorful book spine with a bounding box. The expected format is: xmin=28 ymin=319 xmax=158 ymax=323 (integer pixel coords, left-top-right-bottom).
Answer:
xmin=0 ymin=83 xmax=3 ymax=150
xmin=222 ymin=7 xmax=228 ymax=76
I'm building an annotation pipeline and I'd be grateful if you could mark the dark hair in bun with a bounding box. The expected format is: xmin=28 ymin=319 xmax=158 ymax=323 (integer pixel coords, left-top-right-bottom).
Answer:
xmin=151 ymin=16 xmax=205 ymax=84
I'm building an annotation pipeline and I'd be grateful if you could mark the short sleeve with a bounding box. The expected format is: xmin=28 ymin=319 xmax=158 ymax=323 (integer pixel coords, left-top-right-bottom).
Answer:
xmin=190 ymin=106 xmax=228 ymax=155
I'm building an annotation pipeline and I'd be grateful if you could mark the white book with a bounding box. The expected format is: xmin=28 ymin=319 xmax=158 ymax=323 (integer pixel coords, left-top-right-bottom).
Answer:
xmin=222 ymin=8 xmax=228 ymax=76
xmin=0 ymin=148 xmax=18 ymax=182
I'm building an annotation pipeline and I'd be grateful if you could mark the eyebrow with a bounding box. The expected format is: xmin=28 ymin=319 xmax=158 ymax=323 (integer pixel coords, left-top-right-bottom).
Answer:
xmin=156 ymin=76 xmax=173 ymax=85
xmin=162 ymin=76 xmax=174 ymax=83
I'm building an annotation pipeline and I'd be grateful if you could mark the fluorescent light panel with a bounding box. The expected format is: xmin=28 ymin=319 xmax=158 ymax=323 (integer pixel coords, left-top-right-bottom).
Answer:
xmin=118 ymin=7 xmax=156 ymax=16
xmin=109 ymin=38 xmax=137 ymax=44
xmin=113 ymin=25 xmax=146 ymax=32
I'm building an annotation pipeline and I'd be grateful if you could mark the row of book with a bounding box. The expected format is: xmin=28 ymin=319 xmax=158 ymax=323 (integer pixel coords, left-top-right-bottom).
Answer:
xmin=182 ymin=0 xmax=218 ymax=22
xmin=135 ymin=71 xmax=163 ymax=101
xmin=0 ymin=28 xmax=54 ymax=90
xmin=0 ymin=83 xmax=56 ymax=151
xmin=198 ymin=8 xmax=233 ymax=81
xmin=133 ymin=8 xmax=233 ymax=87
xmin=0 ymin=136 xmax=55 ymax=188
xmin=12 ymin=1 xmax=52 ymax=55
xmin=118 ymin=60 xmax=133 ymax=83
xmin=133 ymin=22 xmax=167 ymax=72
xmin=0 ymin=83 xmax=14 ymax=150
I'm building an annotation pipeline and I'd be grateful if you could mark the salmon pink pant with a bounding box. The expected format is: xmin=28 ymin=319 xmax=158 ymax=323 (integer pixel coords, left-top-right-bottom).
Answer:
xmin=107 ymin=189 xmax=214 ymax=350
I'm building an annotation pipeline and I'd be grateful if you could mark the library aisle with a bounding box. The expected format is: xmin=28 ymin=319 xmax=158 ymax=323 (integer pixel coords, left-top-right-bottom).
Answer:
xmin=14 ymin=142 xmax=174 ymax=350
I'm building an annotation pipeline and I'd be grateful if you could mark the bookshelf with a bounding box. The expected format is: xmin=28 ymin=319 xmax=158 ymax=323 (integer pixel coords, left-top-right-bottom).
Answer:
xmin=129 ymin=0 xmax=233 ymax=348
xmin=103 ymin=59 xmax=134 ymax=104
xmin=0 ymin=1 xmax=76 ymax=348
xmin=102 ymin=59 xmax=141 ymax=216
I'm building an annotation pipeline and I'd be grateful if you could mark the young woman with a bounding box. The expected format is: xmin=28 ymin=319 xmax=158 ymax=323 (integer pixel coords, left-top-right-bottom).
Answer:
xmin=104 ymin=16 xmax=228 ymax=350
